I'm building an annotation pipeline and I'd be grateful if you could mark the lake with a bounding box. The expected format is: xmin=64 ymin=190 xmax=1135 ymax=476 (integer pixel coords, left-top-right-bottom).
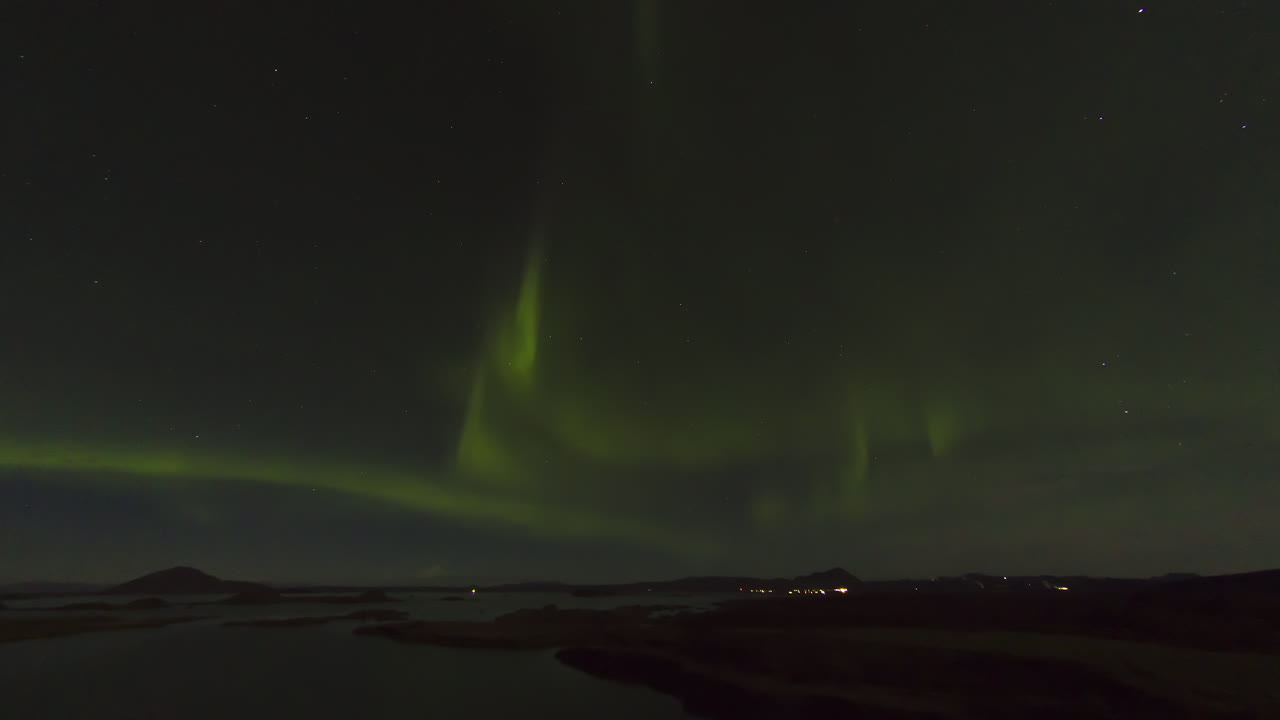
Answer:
xmin=0 ymin=592 xmax=714 ymax=719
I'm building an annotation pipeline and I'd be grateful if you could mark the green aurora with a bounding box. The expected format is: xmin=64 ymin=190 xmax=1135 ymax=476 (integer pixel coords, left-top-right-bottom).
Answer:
xmin=4 ymin=0 xmax=1280 ymax=581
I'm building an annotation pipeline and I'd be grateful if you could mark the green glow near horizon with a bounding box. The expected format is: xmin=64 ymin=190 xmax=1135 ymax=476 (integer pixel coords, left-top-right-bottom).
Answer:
xmin=455 ymin=374 xmax=514 ymax=478
xmin=455 ymin=241 xmax=544 ymax=481
xmin=844 ymin=416 xmax=871 ymax=511
xmin=6 ymin=1 xmax=1280 ymax=586
xmin=450 ymin=231 xmax=993 ymax=531
xmin=0 ymin=437 xmax=716 ymax=556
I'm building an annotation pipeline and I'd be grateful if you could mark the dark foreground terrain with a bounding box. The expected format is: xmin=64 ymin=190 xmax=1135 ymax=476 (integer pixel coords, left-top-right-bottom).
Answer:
xmin=3 ymin=568 xmax=1277 ymax=718
xmin=356 ymin=572 xmax=1280 ymax=719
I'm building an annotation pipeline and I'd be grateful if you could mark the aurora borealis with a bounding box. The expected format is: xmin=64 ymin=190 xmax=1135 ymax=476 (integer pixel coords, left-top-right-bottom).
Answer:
xmin=4 ymin=1 xmax=1279 ymax=584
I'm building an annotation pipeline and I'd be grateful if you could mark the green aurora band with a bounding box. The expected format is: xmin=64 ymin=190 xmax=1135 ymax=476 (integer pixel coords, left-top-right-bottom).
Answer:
xmin=4 ymin=0 xmax=1279 ymax=567
xmin=0 ymin=435 xmax=716 ymax=556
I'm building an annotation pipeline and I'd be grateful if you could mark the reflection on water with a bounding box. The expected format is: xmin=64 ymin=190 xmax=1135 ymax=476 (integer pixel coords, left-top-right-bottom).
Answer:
xmin=0 ymin=593 xmax=702 ymax=719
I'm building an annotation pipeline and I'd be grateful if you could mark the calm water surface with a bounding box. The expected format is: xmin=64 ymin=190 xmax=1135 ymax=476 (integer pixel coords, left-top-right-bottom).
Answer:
xmin=0 ymin=592 xmax=714 ymax=719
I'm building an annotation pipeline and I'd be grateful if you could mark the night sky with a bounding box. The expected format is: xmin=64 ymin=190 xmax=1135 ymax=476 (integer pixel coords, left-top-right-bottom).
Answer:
xmin=4 ymin=1 xmax=1279 ymax=585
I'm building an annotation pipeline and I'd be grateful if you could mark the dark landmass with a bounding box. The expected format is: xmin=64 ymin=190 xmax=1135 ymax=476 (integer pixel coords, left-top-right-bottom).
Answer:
xmin=227 ymin=567 xmax=863 ymax=597
xmin=544 ymin=567 xmax=862 ymax=597
xmin=552 ymin=640 xmax=1191 ymax=720
xmin=19 ymin=564 xmax=1207 ymax=604
xmin=1127 ymin=568 xmax=1280 ymax=613
xmin=212 ymin=588 xmax=399 ymax=606
xmin=0 ymin=615 xmax=206 ymax=644
xmin=794 ymin=567 xmax=862 ymax=589
xmin=222 ymin=608 xmax=409 ymax=628
xmin=105 ymin=567 xmax=270 ymax=595
xmin=354 ymin=570 xmax=1280 ymax=719
xmin=488 ymin=568 xmax=1208 ymax=598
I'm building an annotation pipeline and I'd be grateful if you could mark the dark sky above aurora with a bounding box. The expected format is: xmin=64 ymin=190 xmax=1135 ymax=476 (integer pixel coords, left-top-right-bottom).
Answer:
xmin=3 ymin=1 xmax=1279 ymax=584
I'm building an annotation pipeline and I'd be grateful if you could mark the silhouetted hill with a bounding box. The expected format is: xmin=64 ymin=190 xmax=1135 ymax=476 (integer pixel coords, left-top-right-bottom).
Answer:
xmin=561 ymin=569 xmax=864 ymax=595
xmin=861 ymin=574 xmax=1151 ymax=595
xmin=1125 ymin=568 xmax=1280 ymax=620
xmin=105 ymin=567 xmax=270 ymax=595
xmin=1197 ymin=568 xmax=1280 ymax=591
xmin=793 ymin=567 xmax=861 ymax=588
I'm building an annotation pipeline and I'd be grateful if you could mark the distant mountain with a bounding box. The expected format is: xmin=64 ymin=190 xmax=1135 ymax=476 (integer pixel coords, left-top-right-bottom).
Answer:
xmin=1126 ymin=568 xmax=1280 ymax=619
xmin=792 ymin=568 xmax=861 ymax=589
xmin=861 ymin=574 xmax=1152 ymax=594
xmin=562 ymin=569 xmax=864 ymax=595
xmin=105 ymin=567 xmax=271 ymax=595
xmin=1201 ymin=568 xmax=1280 ymax=591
